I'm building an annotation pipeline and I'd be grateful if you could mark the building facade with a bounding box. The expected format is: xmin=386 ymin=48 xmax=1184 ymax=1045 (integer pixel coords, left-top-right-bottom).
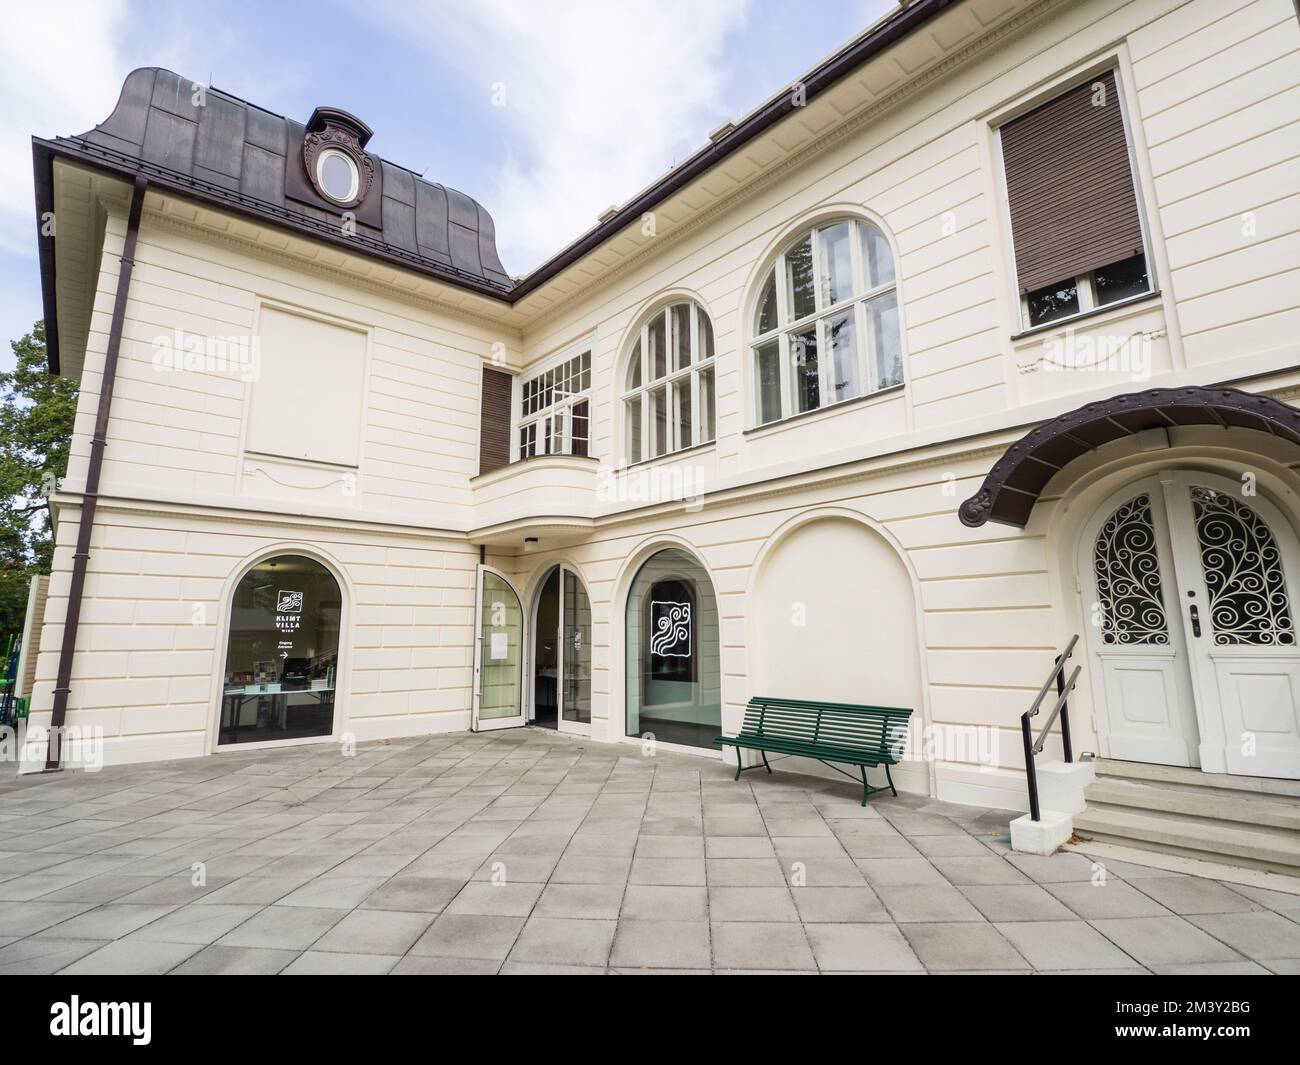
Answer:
xmin=26 ymin=0 xmax=1300 ymax=834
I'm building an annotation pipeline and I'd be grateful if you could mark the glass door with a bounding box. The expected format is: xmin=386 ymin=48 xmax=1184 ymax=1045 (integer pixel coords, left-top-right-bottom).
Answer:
xmin=560 ymin=568 xmax=592 ymax=730
xmin=472 ymin=565 xmax=526 ymax=731
xmin=527 ymin=565 xmax=592 ymax=734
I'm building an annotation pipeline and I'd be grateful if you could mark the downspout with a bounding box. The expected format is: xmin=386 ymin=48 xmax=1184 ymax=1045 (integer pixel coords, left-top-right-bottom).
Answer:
xmin=45 ymin=173 xmax=148 ymax=770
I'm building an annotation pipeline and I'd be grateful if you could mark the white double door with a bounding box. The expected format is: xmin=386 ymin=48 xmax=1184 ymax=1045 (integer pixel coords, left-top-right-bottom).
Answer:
xmin=469 ymin=563 xmax=592 ymax=734
xmin=1082 ymin=471 xmax=1300 ymax=779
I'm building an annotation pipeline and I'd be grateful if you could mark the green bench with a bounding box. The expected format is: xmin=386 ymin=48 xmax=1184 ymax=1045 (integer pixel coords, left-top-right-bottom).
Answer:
xmin=715 ymin=696 xmax=912 ymax=806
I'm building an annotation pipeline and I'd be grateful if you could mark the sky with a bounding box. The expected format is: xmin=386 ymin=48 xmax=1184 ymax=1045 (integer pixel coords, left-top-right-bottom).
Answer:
xmin=0 ymin=0 xmax=898 ymax=371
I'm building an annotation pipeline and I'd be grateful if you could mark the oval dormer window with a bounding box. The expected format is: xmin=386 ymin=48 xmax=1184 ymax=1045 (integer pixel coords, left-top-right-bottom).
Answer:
xmin=316 ymin=148 xmax=359 ymax=204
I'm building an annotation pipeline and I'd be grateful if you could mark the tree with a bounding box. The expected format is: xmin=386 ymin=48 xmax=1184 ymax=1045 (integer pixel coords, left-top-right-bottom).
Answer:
xmin=0 ymin=322 xmax=79 ymax=637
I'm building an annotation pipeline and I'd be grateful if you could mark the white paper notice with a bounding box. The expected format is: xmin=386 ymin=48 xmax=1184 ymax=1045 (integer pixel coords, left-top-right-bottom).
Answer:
xmin=490 ymin=632 xmax=509 ymax=660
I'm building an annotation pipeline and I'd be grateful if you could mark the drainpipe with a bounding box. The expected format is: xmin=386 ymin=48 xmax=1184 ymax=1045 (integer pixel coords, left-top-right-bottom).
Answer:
xmin=45 ymin=174 xmax=148 ymax=770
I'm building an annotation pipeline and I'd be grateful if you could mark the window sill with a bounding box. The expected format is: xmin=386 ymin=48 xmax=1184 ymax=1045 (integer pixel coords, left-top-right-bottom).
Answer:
xmin=1011 ymin=290 xmax=1162 ymax=342
xmin=619 ymin=439 xmax=717 ymax=472
xmin=742 ymin=383 xmax=905 ymax=438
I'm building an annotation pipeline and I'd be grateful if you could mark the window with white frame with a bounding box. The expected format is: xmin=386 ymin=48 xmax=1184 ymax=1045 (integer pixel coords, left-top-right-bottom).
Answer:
xmin=622 ymin=300 xmax=716 ymax=464
xmin=519 ymin=347 xmax=591 ymax=459
xmin=1020 ymin=254 xmax=1151 ymax=329
xmin=751 ymin=218 xmax=901 ymax=427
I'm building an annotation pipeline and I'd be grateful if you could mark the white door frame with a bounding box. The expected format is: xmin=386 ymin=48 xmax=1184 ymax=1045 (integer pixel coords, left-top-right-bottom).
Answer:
xmin=471 ymin=563 xmax=526 ymax=732
xmin=526 ymin=564 xmax=592 ymax=737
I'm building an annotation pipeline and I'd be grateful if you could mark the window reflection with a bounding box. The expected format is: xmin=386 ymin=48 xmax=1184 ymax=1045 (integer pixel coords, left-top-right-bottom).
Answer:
xmin=220 ymin=555 xmax=339 ymax=745
xmin=752 ymin=219 xmax=901 ymax=424
xmin=626 ymin=548 xmax=721 ymax=749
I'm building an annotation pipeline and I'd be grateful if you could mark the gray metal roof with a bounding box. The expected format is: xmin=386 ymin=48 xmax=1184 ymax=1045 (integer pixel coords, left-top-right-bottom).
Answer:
xmin=61 ymin=67 xmax=512 ymax=292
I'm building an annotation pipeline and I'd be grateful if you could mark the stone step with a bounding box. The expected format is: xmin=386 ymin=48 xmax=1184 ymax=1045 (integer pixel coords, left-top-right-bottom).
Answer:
xmin=1074 ymin=803 xmax=1300 ymax=876
xmin=1090 ymin=758 xmax=1300 ymax=798
xmin=1085 ymin=777 xmax=1300 ymax=832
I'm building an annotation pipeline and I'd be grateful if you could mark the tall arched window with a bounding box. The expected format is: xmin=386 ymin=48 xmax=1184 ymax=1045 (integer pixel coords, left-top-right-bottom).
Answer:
xmin=623 ymin=300 xmax=715 ymax=464
xmin=625 ymin=548 xmax=720 ymax=749
xmin=752 ymin=218 xmax=900 ymax=426
xmin=219 ymin=554 xmax=341 ymax=746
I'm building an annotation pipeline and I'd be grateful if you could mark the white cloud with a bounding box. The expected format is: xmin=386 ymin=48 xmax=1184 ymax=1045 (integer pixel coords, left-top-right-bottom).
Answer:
xmin=374 ymin=0 xmax=751 ymax=275
xmin=0 ymin=1 xmax=132 ymax=259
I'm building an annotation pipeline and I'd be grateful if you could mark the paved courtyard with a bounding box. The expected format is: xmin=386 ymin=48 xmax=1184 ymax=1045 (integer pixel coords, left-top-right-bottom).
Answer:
xmin=1 ymin=729 xmax=1298 ymax=974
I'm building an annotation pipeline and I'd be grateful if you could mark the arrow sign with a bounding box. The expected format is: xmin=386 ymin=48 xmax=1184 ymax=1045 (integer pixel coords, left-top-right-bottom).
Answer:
xmin=280 ymin=652 xmax=288 ymax=659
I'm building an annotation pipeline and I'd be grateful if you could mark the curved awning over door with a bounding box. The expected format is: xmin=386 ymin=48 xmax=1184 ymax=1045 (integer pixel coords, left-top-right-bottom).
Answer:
xmin=958 ymin=386 xmax=1300 ymax=529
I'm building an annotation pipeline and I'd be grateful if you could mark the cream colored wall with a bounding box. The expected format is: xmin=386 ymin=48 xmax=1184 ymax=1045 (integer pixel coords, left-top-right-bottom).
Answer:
xmin=1129 ymin=0 xmax=1300 ymax=369
xmin=750 ymin=517 xmax=922 ymax=710
xmin=63 ymin=199 xmax=520 ymax=530
xmin=30 ymin=181 xmax=518 ymax=768
xmin=28 ymin=499 xmax=477 ymax=767
xmin=496 ymin=443 xmax=1058 ymax=808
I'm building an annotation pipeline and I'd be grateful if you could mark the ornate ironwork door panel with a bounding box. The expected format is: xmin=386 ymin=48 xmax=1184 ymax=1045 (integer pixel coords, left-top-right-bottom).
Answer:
xmin=1081 ymin=478 xmax=1200 ymax=767
xmin=1166 ymin=473 xmax=1300 ymax=780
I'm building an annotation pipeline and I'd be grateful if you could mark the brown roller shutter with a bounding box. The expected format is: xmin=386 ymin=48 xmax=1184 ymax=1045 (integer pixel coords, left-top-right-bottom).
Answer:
xmin=1000 ymin=71 xmax=1145 ymax=294
xmin=478 ymin=366 xmax=514 ymax=475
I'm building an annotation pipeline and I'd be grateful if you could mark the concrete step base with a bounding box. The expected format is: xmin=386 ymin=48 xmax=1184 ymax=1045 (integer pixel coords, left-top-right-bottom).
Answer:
xmin=1090 ymin=758 xmax=1300 ymax=797
xmin=1085 ymin=778 xmax=1300 ymax=832
xmin=1078 ymin=760 xmax=1300 ymax=875
xmin=1074 ymin=804 xmax=1300 ymax=876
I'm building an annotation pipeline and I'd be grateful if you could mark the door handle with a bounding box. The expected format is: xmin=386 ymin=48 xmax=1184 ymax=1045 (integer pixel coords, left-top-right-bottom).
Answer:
xmin=1189 ymin=604 xmax=1201 ymax=638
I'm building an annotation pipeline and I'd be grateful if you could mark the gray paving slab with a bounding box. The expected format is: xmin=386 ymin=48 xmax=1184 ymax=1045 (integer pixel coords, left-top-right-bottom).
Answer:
xmin=0 ymin=729 xmax=1291 ymax=975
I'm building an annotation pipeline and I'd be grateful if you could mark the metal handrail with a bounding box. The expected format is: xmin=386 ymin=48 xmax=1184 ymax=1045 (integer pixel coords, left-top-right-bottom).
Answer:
xmin=1033 ymin=666 xmax=1081 ymax=756
xmin=1020 ymin=635 xmax=1079 ymax=822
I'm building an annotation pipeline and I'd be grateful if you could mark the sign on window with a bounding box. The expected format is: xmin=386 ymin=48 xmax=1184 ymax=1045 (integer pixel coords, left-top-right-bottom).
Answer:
xmin=650 ymin=601 xmax=692 ymax=658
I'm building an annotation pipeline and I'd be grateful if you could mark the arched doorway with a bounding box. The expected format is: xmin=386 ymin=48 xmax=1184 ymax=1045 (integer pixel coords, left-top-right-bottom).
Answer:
xmin=1081 ymin=470 xmax=1300 ymax=779
xmin=219 ymin=554 xmax=341 ymax=746
xmin=529 ymin=564 xmax=592 ymax=733
xmin=625 ymin=548 xmax=720 ymax=749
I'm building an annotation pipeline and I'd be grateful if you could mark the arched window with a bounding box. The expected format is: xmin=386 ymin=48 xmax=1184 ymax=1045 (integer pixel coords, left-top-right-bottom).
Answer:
xmin=219 ymin=554 xmax=341 ymax=745
xmin=623 ymin=300 xmax=716 ymax=463
xmin=752 ymin=218 xmax=900 ymax=426
xmin=625 ymin=548 xmax=720 ymax=749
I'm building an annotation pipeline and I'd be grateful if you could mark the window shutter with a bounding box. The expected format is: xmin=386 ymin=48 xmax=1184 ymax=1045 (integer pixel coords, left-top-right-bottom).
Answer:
xmin=17 ymin=574 xmax=49 ymax=698
xmin=478 ymin=366 xmax=514 ymax=475
xmin=1000 ymin=71 xmax=1145 ymax=294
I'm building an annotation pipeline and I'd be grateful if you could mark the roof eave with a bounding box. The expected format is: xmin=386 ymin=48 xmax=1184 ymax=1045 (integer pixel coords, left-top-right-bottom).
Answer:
xmin=509 ymin=0 xmax=955 ymax=301
xmin=32 ymin=139 xmax=61 ymax=374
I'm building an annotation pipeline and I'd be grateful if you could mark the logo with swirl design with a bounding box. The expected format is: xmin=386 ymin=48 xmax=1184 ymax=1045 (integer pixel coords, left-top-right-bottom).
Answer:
xmin=649 ymin=601 xmax=692 ymax=657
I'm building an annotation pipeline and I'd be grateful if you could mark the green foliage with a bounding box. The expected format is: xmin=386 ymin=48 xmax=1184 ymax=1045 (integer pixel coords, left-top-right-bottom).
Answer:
xmin=0 ymin=322 xmax=78 ymax=636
